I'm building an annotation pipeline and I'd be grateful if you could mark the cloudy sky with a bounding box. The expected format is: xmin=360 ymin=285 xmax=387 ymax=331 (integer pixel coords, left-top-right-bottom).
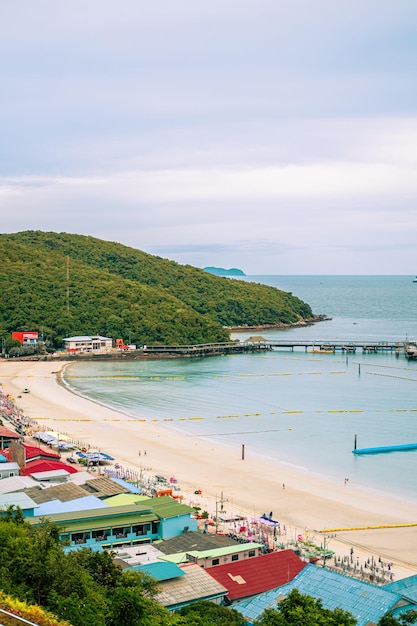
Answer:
xmin=1 ymin=1 xmax=417 ymax=274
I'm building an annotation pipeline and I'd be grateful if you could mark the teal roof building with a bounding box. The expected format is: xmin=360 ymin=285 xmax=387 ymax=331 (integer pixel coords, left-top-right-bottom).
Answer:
xmin=236 ymin=564 xmax=416 ymax=626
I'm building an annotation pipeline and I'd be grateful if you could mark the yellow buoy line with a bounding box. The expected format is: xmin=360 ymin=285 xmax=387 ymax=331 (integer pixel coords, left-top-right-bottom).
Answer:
xmin=319 ymin=523 xmax=417 ymax=533
xmin=33 ymin=405 xmax=417 ymax=423
xmin=63 ymin=370 xmax=348 ymax=382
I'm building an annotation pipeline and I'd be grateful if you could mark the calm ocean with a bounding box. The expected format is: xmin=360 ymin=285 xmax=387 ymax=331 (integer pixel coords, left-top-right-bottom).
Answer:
xmin=64 ymin=276 xmax=417 ymax=502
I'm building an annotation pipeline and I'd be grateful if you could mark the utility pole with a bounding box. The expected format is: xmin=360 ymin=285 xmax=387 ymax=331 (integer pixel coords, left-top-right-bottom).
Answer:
xmin=215 ymin=491 xmax=228 ymax=535
xmin=66 ymin=255 xmax=70 ymax=313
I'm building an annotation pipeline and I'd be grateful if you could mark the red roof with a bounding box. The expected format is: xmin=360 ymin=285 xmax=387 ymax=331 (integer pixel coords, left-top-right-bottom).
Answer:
xmin=0 ymin=426 xmax=22 ymax=439
xmin=21 ymin=460 xmax=79 ymax=476
xmin=1 ymin=444 xmax=60 ymax=462
xmin=23 ymin=444 xmax=60 ymax=461
xmin=205 ymin=549 xmax=306 ymax=601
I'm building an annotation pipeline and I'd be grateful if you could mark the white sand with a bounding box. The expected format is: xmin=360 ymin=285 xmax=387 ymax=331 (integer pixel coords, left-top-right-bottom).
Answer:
xmin=2 ymin=359 xmax=417 ymax=578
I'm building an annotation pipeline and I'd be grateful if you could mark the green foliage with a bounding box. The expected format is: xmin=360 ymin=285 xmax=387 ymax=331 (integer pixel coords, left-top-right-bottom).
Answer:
xmin=254 ymin=588 xmax=357 ymax=626
xmin=178 ymin=600 xmax=247 ymax=625
xmin=378 ymin=612 xmax=417 ymax=625
xmin=0 ymin=231 xmax=314 ymax=346
xmin=0 ymin=516 xmax=246 ymax=626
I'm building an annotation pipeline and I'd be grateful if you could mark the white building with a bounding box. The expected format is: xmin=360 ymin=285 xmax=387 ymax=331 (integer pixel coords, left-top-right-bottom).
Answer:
xmin=63 ymin=335 xmax=113 ymax=353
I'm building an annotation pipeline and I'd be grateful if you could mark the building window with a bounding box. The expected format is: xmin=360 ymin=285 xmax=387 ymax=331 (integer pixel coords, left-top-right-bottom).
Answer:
xmin=212 ymin=558 xmax=220 ymax=566
xmin=248 ymin=550 xmax=256 ymax=557
xmin=132 ymin=524 xmax=150 ymax=536
xmin=232 ymin=554 xmax=239 ymax=561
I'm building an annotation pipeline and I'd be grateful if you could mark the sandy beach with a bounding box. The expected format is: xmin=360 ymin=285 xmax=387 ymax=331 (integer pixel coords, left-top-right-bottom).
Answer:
xmin=1 ymin=358 xmax=417 ymax=578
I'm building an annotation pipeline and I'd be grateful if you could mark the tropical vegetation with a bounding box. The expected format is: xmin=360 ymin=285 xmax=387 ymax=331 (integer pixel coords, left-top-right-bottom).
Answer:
xmin=0 ymin=231 xmax=315 ymax=348
xmin=1 ymin=511 xmax=416 ymax=625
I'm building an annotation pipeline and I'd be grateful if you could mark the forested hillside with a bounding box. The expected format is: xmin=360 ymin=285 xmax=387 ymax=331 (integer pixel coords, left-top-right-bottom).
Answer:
xmin=0 ymin=231 xmax=314 ymax=346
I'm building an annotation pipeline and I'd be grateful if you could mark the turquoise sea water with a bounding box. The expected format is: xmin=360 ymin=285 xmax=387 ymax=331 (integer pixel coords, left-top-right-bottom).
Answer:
xmin=64 ymin=276 xmax=417 ymax=501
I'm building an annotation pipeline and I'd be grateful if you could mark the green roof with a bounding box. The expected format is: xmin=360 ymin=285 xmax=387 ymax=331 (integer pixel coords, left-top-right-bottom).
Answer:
xmin=186 ymin=542 xmax=264 ymax=559
xmin=158 ymin=542 xmax=264 ymax=564
xmin=158 ymin=552 xmax=189 ymax=565
xmin=104 ymin=494 xmax=150 ymax=507
xmin=146 ymin=495 xmax=194 ymax=519
xmin=27 ymin=503 xmax=157 ymax=529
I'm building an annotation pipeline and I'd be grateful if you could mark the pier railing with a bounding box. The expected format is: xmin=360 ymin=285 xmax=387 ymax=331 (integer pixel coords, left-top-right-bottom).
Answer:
xmin=141 ymin=340 xmax=408 ymax=356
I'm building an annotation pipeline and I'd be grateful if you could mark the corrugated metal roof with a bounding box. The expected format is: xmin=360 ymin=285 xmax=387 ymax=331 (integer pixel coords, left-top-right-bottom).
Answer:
xmin=105 ymin=494 xmax=149 ymax=507
xmin=207 ymin=550 xmax=306 ymax=601
xmin=27 ymin=503 xmax=158 ymax=526
xmin=158 ymin=552 xmax=190 ymax=565
xmin=0 ymin=475 xmax=37 ymax=494
xmin=156 ymin=530 xmax=240 ymax=555
xmin=63 ymin=336 xmax=112 ymax=341
xmin=0 ymin=492 xmax=38 ymax=511
xmin=0 ymin=462 xmax=19 ymax=471
xmin=385 ymin=574 xmax=417 ymax=602
xmin=147 ymin=495 xmax=194 ymax=518
xmin=236 ymin=563 xmax=404 ymax=626
xmin=186 ymin=542 xmax=264 ymax=560
xmin=22 ymin=460 xmax=78 ymax=476
xmin=35 ymin=496 xmax=108 ymax=516
xmin=154 ymin=563 xmax=227 ymax=610
xmin=131 ymin=561 xmax=185 ymax=581
xmin=23 ymin=482 xmax=89 ymax=504
xmin=83 ymin=476 xmax=131 ymax=497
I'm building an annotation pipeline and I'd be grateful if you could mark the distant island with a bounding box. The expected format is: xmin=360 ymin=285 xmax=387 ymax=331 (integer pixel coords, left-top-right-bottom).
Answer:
xmin=204 ymin=266 xmax=246 ymax=276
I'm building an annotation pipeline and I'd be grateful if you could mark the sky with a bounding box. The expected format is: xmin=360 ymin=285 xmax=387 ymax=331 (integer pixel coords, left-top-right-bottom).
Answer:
xmin=1 ymin=1 xmax=417 ymax=274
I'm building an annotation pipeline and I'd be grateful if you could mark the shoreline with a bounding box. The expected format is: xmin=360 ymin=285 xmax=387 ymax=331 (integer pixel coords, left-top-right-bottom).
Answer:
xmin=2 ymin=359 xmax=417 ymax=579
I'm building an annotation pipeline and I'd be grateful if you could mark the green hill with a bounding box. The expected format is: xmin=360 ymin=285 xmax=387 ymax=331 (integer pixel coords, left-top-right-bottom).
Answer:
xmin=0 ymin=231 xmax=314 ymax=346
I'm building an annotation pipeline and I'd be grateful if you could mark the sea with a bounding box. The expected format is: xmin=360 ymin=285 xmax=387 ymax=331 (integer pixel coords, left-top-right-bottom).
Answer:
xmin=63 ymin=276 xmax=417 ymax=503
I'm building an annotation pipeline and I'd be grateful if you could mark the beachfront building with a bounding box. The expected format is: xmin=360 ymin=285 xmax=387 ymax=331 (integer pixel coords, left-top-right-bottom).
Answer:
xmin=113 ymin=545 xmax=228 ymax=610
xmin=25 ymin=496 xmax=196 ymax=550
xmin=235 ymin=563 xmax=417 ymax=626
xmin=0 ymin=459 xmax=20 ymax=480
xmin=0 ymin=426 xmax=23 ymax=449
xmin=0 ymin=492 xmax=39 ymax=517
xmin=152 ymin=563 xmax=228 ymax=611
xmin=11 ymin=331 xmax=38 ymax=345
xmin=62 ymin=335 xmax=113 ymax=353
xmin=206 ymin=550 xmax=306 ymax=605
xmin=158 ymin=542 xmax=264 ymax=568
xmin=105 ymin=494 xmax=197 ymax=539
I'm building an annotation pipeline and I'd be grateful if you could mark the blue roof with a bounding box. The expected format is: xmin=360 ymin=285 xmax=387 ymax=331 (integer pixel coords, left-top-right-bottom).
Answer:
xmin=110 ymin=476 xmax=145 ymax=494
xmin=236 ymin=564 xmax=404 ymax=626
xmin=129 ymin=561 xmax=185 ymax=581
xmin=385 ymin=574 xmax=417 ymax=603
xmin=35 ymin=496 xmax=108 ymax=516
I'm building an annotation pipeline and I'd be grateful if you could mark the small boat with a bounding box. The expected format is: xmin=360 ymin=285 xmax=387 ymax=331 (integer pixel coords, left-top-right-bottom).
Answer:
xmin=413 ymin=276 xmax=417 ymax=283
xmin=22 ymin=388 xmax=30 ymax=394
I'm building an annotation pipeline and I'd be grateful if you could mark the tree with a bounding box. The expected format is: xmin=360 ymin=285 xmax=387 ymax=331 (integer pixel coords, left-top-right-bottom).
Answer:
xmin=378 ymin=611 xmax=417 ymax=625
xmin=254 ymin=589 xmax=357 ymax=626
xmin=178 ymin=600 xmax=247 ymax=625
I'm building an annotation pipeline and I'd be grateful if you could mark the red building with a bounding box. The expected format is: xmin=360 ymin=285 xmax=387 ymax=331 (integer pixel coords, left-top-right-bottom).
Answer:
xmin=12 ymin=332 xmax=38 ymax=345
xmin=206 ymin=549 xmax=306 ymax=604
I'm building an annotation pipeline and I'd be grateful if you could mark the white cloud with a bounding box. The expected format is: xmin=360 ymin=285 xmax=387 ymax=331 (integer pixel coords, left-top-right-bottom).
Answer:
xmin=1 ymin=2 xmax=417 ymax=273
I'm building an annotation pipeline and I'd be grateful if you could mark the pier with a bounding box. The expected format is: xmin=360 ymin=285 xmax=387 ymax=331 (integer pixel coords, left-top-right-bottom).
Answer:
xmin=140 ymin=339 xmax=410 ymax=357
xmin=264 ymin=339 xmax=404 ymax=354
xmin=141 ymin=341 xmax=271 ymax=357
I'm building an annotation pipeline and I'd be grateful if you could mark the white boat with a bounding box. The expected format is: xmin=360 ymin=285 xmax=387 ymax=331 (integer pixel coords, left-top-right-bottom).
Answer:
xmin=413 ymin=276 xmax=417 ymax=283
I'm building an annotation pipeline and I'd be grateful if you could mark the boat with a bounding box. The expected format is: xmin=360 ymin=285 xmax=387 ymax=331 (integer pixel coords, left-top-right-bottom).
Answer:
xmin=404 ymin=341 xmax=417 ymax=359
xmin=413 ymin=276 xmax=417 ymax=282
